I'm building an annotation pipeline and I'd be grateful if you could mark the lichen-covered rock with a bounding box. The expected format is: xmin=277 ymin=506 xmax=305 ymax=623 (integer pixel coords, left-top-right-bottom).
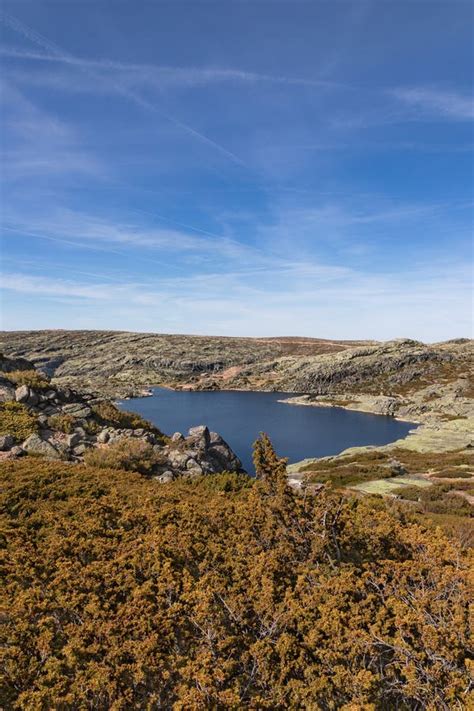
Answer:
xmin=22 ymin=433 xmax=61 ymax=459
xmin=0 ymin=434 xmax=14 ymax=451
xmin=15 ymin=385 xmax=39 ymax=406
xmin=0 ymin=379 xmax=16 ymax=402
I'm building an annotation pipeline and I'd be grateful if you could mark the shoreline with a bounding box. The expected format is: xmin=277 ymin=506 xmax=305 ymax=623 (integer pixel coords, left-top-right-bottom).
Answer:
xmin=277 ymin=395 xmax=423 ymax=425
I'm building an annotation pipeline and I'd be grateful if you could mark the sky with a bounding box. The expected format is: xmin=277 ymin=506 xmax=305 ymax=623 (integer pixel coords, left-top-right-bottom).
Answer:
xmin=0 ymin=0 xmax=473 ymax=341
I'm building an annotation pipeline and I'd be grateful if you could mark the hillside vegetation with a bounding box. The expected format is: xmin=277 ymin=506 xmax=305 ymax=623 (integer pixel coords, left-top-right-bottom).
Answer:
xmin=1 ymin=438 xmax=472 ymax=710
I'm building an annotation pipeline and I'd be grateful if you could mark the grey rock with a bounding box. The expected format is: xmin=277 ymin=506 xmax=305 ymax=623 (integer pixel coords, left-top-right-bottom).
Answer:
xmin=22 ymin=433 xmax=61 ymax=459
xmin=97 ymin=430 xmax=110 ymax=444
xmin=0 ymin=434 xmax=14 ymax=451
xmin=61 ymin=403 xmax=92 ymax=418
xmin=171 ymin=432 xmax=184 ymax=443
xmin=0 ymin=381 xmax=16 ymax=402
xmin=66 ymin=433 xmax=81 ymax=448
xmin=15 ymin=385 xmax=31 ymax=403
xmin=73 ymin=443 xmax=89 ymax=455
xmin=168 ymin=449 xmax=191 ymax=468
xmin=388 ymin=459 xmax=407 ymax=475
xmin=188 ymin=425 xmax=210 ymax=441
xmin=186 ymin=458 xmax=203 ymax=473
xmin=155 ymin=470 xmax=174 ymax=483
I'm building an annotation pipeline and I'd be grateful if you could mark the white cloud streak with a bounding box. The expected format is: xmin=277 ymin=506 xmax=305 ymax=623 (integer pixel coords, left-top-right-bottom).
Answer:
xmin=391 ymin=87 xmax=474 ymax=120
xmin=0 ymin=13 xmax=246 ymax=166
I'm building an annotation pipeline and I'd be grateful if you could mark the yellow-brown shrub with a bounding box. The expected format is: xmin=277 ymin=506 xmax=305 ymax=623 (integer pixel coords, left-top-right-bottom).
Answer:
xmin=83 ymin=437 xmax=164 ymax=475
xmin=4 ymin=369 xmax=50 ymax=390
xmin=0 ymin=401 xmax=38 ymax=441
xmin=1 ymin=447 xmax=471 ymax=710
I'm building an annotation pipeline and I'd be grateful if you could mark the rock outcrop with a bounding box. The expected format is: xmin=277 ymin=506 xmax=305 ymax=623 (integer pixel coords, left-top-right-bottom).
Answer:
xmin=0 ymin=357 xmax=242 ymax=478
xmin=0 ymin=331 xmax=370 ymax=396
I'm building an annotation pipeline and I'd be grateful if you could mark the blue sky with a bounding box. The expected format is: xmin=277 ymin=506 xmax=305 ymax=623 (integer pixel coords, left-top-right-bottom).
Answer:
xmin=0 ymin=0 xmax=472 ymax=340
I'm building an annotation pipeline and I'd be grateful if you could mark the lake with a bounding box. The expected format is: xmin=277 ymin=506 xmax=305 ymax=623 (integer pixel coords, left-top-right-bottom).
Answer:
xmin=118 ymin=388 xmax=416 ymax=473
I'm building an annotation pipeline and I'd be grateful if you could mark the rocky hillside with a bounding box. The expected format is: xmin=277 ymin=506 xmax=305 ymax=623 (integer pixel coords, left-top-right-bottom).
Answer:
xmin=0 ymin=357 xmax=241 ymax=478
xmin=0 ymin=330 xmax=371 ymax=396
xmin=0 ymin=331 xmax=472 ymax=424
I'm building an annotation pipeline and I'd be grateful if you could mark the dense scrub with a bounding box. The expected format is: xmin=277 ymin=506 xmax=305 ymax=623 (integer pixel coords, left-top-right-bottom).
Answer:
xmin=2 ymin=369 xmax=51 ymax=390
xmin=91 ymin=401 xmax=165 ymax=440
xmin=303 ymin=448 xmax=474 ymax=487
xmin=0 ymin=401 xmax=38 ymax=442
xmin=393 ymin=480 xmax=474 ymax=517
xmin=1 ymin=439 xmax=472 ymax=710
xmin=83 ymin=438 xmax=166 ymax=475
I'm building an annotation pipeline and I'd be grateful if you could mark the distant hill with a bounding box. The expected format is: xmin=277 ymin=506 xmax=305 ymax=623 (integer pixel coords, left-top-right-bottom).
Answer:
xmin=0 ymin=330 xmax=374 ymax=396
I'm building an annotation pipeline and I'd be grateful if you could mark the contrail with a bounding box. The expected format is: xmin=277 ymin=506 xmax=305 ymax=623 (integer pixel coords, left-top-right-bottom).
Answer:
xmin=0 ymin=11 xmax=246 ymax=166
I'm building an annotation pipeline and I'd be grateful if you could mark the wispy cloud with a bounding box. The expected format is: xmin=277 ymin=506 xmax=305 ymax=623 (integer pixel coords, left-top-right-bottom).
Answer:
xmin=1 ymin=258 xmax=471 ymax=341
xmin=1 ymin=83 xmax=104 ymax=181
xmin=391 ymin=87 xmax=474 ymax=120
xmin=0 ymin=13 xmax=246 ymax=166
xmin=0 ymin=45 xmax=341 ymax=90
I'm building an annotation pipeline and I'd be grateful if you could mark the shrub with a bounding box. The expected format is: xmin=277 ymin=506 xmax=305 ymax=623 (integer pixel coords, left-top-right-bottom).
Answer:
xmin=1 ymin=457 xmax=471 ymax=710
xmin=436 ymin=469 xmax=472 ymax=479
xmin=391 ymin=484 xmax=424 ymax=501
xmin=47 ymin=414 xmax=76 ymax=434
xmin=91 ymin=401 xmax=165 ymax=441
xmin=0 ymin=401 xmax=38 ymax=442
xmin=83 ymin=438 xmax=164 ymax=475
xmin=185 ymin=470 xmax=253 ymax=493
xmin=394 ymin=481 xmax=473 ymax=517
xmin=4 ymin=369 xmax=50 ymax=390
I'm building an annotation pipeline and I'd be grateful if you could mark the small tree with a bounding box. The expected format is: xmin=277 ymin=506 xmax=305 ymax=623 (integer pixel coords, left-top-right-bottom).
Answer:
xmin=252 ymin=433 xmax=289 ymax=494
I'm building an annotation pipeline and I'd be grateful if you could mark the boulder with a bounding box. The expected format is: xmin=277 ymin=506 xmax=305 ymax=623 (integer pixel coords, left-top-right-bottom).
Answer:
xmin=168 ymin=449 xmax=191 ymax=469
xmin=22 ymin=433 xmax=61 ymax=459
xmin=155 ymin=471 xmax=174 ymax=483
xmin=9 ymin=445 xmax=25 ymax=459
xmin=66 ymin=433 xmax=82 ymax=448
xmin=186 ymin=458 xmax=203 ymax=474
xmin=0 ymin=434 xmax=14 ymax=451
xmin=0 ymin=380 xmax=16 ymax=402
xmin=15 ymin=385 xmax=39 ymax=406
xmin=388 ymin=459 xmax=407 ymax=475
xmin=73 ymin=443 xmax=89 ymax=456
xmin=61 ymin=403 xmax=92 ymax=418
xmin=207 ymin=432 xmax=242 ymax=472
xmin=171 ymin=432 xmax=184 ymax=443
xmin=97 ymin=430 xmax=110 ymax=444
xmin=188 ymin=425 xmax=210 ymax=447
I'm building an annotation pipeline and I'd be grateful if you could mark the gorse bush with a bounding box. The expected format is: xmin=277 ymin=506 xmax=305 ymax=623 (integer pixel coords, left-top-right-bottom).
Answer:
xmin=394 ymin=480 xmax=474 ymax=517
xmin=91 ymin=401 xmax=165 ymax=440
xmin=4 ymin=369 xmax=50 ymax=390
xmin=0 ymin=401 xmax=38 ymax=442
xmin=83 ymin=437 xmax=165 ymax=475
xmin=47 ymin=413 xmax=76 ymax=434
xmin=1 ymin=435 xmax=471 ymax=710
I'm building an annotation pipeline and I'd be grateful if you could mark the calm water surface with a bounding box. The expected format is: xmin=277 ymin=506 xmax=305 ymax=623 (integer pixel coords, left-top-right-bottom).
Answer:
xmin=118 ymin=388 xmax=416 ymax=473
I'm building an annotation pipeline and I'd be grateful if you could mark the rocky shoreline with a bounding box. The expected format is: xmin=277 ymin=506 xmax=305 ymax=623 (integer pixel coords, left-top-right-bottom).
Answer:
xmin=0 ymin=356 xmax=242 ymax=479
xmin=1 ymin=332 xmax=472 ymax=481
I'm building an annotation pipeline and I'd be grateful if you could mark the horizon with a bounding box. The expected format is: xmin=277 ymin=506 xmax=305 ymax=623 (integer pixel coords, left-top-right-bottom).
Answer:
xmin=0 ymin=326 xmax=470 ymax=346
xmin=0 ymin=0 xmax=473 ymax=340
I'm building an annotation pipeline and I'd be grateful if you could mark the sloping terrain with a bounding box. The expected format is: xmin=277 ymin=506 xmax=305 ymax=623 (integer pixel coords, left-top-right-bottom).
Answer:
xmin=0 ymin=356 xmax=241 ymax=478
xmin=1 ymin=331 xmax=472 ymax=428
xmin=1 ymin=455 xmax=471 ymax=709
xmin=0 ymin=330 xmax=371 ymax=395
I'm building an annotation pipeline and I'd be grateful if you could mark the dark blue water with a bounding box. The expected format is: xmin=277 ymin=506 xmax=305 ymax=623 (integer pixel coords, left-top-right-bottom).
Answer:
xmin=118 ymin=389 xmax=416 ymax=473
